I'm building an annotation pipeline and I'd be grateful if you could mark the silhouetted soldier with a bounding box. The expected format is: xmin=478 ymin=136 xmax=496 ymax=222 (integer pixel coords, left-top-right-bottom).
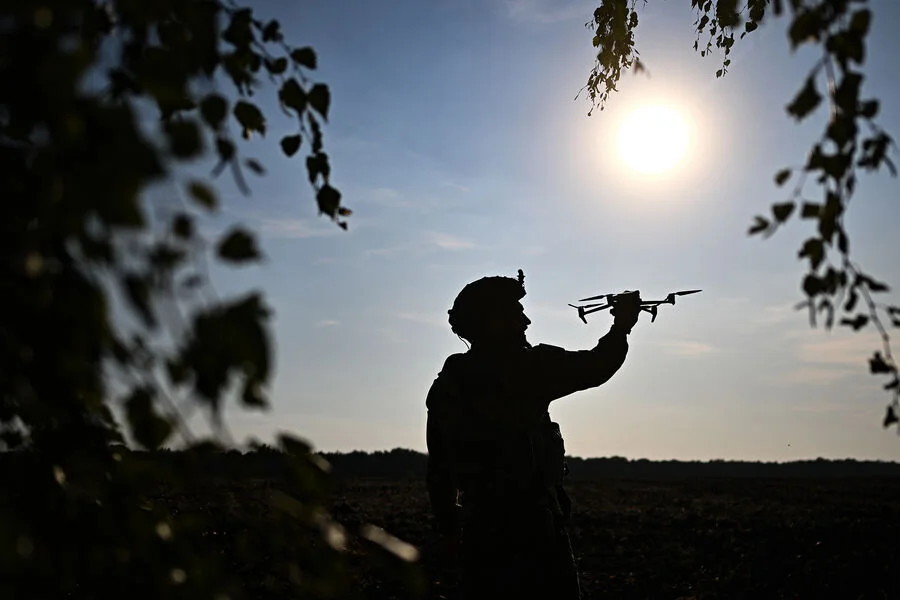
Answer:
xmin=425 ymin=270 xmax=639 ymax=600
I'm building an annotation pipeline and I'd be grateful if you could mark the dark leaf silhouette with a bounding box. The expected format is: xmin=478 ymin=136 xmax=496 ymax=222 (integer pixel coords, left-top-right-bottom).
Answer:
xmin=317 ymin=184 xmax=342 ymax=218
xmin=291 ymin=46 xmax=318 ymax=69
xmin=188 ymin=181 xmax=218 ymax=210
xmin=234 ymin=100 xmax=266 ymax=137
xmin=840 ymin=314 xmax=869 ymax=331
xmin=869 ymin=352 xmax=893 ymax=374
xmin=217 ymin=228 xmax=262 ymax=263
xmin=786 ymin=77 xmax=822 ymax=120
xmin=281 ymin=134 xmax=302 ymax=157
xmin=308 ymin=84 xmax=331 ymax=120
xmin=200 ymin=94 xmax=229 ymax=128
xmin=774 ymin=168 xmax=792 ymax=186
xmin=772 ymin=202 xmax=795 ymax=223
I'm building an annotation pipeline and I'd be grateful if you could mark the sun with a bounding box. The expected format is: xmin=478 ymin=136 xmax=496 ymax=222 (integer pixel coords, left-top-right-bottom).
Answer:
xmin=617 ymin=105 xmax=690 ymax=175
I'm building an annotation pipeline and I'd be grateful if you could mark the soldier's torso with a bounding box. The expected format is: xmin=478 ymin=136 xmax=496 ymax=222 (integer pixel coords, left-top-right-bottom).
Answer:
xmin=437 ymin=347 xmax=568 ymax=508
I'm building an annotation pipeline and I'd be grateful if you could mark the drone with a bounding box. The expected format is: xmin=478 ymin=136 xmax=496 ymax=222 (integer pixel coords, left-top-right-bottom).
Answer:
xmin=569 ymin=289 xmax=702 ymax=324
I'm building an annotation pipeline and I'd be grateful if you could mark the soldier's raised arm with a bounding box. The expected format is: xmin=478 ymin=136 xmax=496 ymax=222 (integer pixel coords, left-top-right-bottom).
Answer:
xmin=527 ymin=302 xmax=641 ymax=403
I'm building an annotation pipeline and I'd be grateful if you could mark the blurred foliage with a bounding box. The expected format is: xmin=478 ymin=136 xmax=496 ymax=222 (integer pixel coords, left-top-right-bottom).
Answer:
xmin=582 ymin=0 xmax=899 ymax=431
xmin=0 ymin=1 xmax=421 ymax=598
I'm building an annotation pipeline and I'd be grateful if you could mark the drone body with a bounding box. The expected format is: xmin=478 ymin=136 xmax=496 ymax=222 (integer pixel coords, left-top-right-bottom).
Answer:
xmin=569 ymin=289 xmax=701 ymax=324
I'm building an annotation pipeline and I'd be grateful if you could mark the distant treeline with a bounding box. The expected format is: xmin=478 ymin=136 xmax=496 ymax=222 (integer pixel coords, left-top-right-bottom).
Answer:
xmin=317 ymin=449 xmax=900 ymax=480
xmin=2 ymin=447 xmax=899 ymax=482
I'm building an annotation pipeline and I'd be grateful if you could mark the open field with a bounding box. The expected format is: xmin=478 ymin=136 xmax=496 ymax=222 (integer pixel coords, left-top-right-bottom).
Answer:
xmin=154 ymin=476 xmax=900 ymax=599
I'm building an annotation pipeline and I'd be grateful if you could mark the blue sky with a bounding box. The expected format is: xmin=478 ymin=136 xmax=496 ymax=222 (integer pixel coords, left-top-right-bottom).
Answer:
xmin=175 ymin=0 xmax=900 ymax=461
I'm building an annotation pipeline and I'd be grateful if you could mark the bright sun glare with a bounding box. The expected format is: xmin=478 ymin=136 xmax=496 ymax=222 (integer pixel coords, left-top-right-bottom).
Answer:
xmin=617 ymin=105 xmax=690 ymax=175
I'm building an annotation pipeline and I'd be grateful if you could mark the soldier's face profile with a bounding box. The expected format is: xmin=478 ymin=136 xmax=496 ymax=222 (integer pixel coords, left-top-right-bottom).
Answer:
xmin=480 ymin=301 xmax=530 ymax=346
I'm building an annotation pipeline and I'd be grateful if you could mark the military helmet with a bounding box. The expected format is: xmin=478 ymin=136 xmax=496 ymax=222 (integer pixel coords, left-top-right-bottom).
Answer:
xmin=448 ymin=269 xmax=526 ymax=341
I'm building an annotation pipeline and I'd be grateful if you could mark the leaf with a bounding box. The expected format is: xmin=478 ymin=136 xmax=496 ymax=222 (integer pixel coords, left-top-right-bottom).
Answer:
xmin=748 ymin=216 xmax=769 ymax=236
xmin=868 ymin=279 xmax=890 ymax=293
xmin=181 ymin=293 xmax=271 ymax=408
xmin=164 ymin=119 xmax=202 ymax=158
xmin=798 ymin=238 xmax=825 ymax=271
xmin=278 ymin=433 xmax=312 ymax=457
xmin=844 ymin=289 xmax=858 ymax=312
xmin=199 ymin=94 xmax=228 ymax=128
xmin=187 ymin=181 xmax=217 ymax=210
xmin=265 ymin=57 xmax=288 ymax=75
xmin=279 ymin=78 xmax=306 ymax=114
xmin=839 ymin=315 xmax=868 ymax=331
xmin=241 ymin=380 xmax=268 ymax=409
xmin=849 ymin=9 xmax=872 ymax=36
xmin=858 ymin=274 xmax=891 ymax=293
xmin=789 ymin=9 xmax=824 ymax=48
xmin=172 ymin=214 xmax=193 ymax=239
xmin=181 ymin=274 xmax=204 ymax=291
xmin=317 ymin=185 xmax=342 ymax=218
xmin=123 ymin=274 xmax=155 ymax=328
xmin=360 ymin=524 xmax=420 ymax=562
xmin=217 ymin=228 xmax=262 ymax=263
xmin=802 ymin=274 xmax=823 ymax=297
xmin=834 ymin=72 xmax=862 ymax=114
xmin=800 ymin=202 xmax=820 ymax=219
xmin=774 ymin=169 xmax=791 ymax=186
xmin=280 ymin=134 xmax=301 ymax=157
xmin=772 ymin=202 xmax=794 ymax=223
xmin=883 ymin=405 xmax=898 ymax=428
xmin=308 ymin=84 xmax=331 ymax=120
xmin=262 ymin=19 xmax=281 ymax=42
xmin=884 ymin=378 xmax=899 ymax=391
xmin=125 ymin=387 xmax=172 ymax=450
xmin=826 ymin=115 xmax=857 ymax=149
xmin=244 ymin=158 xmax=265 ymax=175
xmin=859 ymin=100 xmax=879 ymax=119
xmin=786 ymin=76 xmax=822 ymax=121
xmin=869 ymin=351 xmax=893 ymax=374
xmin=306 ymin=152 xmax=330 ymax=185
xmin=166 ymin=358 xmax=189 ymax=386
xmin=837 ymin=230 xmax=849 ymax=254
xmin=291 ymin=47 xmax=317 ymax=69
xmin=233 ymin=100 xmax=266 ymax=136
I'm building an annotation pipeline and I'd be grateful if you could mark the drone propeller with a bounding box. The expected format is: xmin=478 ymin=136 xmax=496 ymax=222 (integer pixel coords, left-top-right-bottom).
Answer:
xmin=577 ymin=292 xmax=617 ymax=303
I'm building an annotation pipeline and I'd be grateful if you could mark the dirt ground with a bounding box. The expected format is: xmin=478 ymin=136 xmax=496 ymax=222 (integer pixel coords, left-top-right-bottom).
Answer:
xmin=149 ymin=476 xmax=900 ymax=599
xmin=325 ymin=477 xmax=900 ymax=600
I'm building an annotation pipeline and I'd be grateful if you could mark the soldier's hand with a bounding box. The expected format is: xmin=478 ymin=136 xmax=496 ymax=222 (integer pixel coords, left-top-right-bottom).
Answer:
xmin=610 ymin=291 xmax=641 ymax=333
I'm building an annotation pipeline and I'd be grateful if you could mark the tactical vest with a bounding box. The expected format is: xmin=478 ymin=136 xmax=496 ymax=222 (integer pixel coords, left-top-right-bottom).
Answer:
xmin=443 ymin=353 xmax=569 ymax=511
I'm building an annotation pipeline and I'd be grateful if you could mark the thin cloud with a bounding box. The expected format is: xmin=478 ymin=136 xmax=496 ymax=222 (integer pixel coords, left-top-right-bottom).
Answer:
xmin=502 ymin=0 xmax=587 ymax=24
xmin=785 ymin=399 xmax=868 ymax=414
xmin=752 ymin=303 xmax=798 ymax=326
xmin=366 ymin=242 xmax=416 ymax=258
xmin=783 ymin=366 xmax=858 ymax=386
xmin=428 ymin=232 xmax=475 ymax=250
xmin=396 ymin=312 xmax=446 ymax=328
xmin=443 ymin=181 xmax=471 ymax=194
xmin=366 ymin=232 xmax=477 ymax=257
xmin=369 ymin=187 xmax=416 ymax=208
xmin=312 ymin=257 xmax=338 ymax=265
xmin=655 ymin=340 xmax=716 ymax=357
xmin=797 ymin=333 xmax=883 ymax=367
xmin=256 ymin=218 xmax=340 ymax=239
xmin=314 ymin=319 xmax=340 ymax=328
